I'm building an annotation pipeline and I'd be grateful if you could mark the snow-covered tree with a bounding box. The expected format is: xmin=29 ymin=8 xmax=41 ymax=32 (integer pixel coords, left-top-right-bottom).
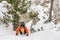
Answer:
xmin=0 ymin=0 xmax=3 ymax=2
xmin=0 ymin=0 xmax=31 ymax=30
xmin=53 ymin=0 xmax=60 ymax=24
xmin=29 ymin=11 xmax=40 ymax=33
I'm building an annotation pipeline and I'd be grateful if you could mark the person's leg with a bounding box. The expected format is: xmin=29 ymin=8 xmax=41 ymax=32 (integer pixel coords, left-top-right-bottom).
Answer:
xmin=20 ymin=31 xmax=22 ymax=35
xmin=24 ymin=30 xmax=26 ymax=34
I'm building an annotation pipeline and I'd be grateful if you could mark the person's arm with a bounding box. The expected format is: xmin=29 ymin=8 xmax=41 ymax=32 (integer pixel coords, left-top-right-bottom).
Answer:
xmin=16 ymin=26 xmax=20 ymax=35
xmin=25 ymin=27 xmax=29 ymax=36
xmin=16 ymin=28 xmax=19 ymax=35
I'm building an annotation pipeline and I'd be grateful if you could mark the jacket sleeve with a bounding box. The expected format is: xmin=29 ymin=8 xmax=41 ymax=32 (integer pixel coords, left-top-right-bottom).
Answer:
xmin=25 ymin=27 xmax=29 ymax=35
xmin=18 ymin=26 xmax=20 ymax=30
xmin=16 ymin=26 xmax=20 ymax=35
xmin=16 ymin=28 xmax=19 ymax=35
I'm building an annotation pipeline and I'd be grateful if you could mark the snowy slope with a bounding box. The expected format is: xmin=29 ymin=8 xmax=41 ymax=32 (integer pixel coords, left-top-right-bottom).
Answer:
xmin=0 ymin=30 xmax=60 ymax=40
xmin=0 ymin=1 xmax=60 ymax=40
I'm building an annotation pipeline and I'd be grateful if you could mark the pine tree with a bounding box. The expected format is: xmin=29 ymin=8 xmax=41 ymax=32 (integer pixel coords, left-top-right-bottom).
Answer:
xmin=1 ymin=0 xmax=31 ymax=31
xmin=29 ymin=11 xmax=40 ymax=33
xmin=0 ymin=0 xmax=3 ymax=2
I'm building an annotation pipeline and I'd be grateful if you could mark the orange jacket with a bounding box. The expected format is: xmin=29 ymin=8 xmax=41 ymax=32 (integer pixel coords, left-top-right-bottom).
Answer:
xmin=16 ymin=26 xmax=28 ymax=35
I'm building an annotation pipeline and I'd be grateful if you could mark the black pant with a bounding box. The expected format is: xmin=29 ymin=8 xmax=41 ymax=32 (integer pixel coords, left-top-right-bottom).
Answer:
xmin=20 ymin=30 xmax=26 ymax=35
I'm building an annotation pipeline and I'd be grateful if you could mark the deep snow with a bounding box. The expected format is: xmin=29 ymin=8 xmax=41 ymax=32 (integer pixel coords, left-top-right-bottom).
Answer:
xmin=0 ymin=1 xmax=60 ymax=40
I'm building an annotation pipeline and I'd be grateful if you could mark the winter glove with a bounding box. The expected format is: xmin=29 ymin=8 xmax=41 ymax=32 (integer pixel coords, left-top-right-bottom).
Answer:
xmin=16 ymin=34 xmax=18 ymax=36
xmin=26 ymin=34 xmax=29 ymax=36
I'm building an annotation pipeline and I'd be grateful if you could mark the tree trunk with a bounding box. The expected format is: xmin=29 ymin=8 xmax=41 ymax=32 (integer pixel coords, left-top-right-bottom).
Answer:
xmin=49 ymin=0 xmax=54 ymax=22
xmin=30 ymin=19 xmax=36 ymax=33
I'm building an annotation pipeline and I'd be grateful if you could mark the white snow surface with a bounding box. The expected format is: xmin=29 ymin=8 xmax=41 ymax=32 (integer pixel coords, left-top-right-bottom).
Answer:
xmin=0 ymin=1 xmax=60 ymax=40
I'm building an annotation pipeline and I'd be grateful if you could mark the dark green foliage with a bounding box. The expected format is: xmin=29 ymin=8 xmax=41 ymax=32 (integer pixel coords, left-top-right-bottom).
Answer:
xmin=0 ymin=0 xmax=3 ymax=3
xmin=6 ymin=0 xmax=12 ymax=3
xmin=29 ymin=12 xmax=40 ymax=33
xmin=19 ymin=0 xmax=27 ymax=14
xmin=7 ymin=0 xmax=29 ymax=30
xmin=1 ymin=13 xmax=12 ymax=27
xmin=12 ymin=13 xmax=20 ymax=30
xmin=8 ymin=10 xmax=20 ymax=30
xmin=29 ymin=12 xmax=40 ymax=25
xmin=20 ymin=8 xmax=27 ymax=14
xmin=1 ymin=0 xmax=31 ymax=30
xmin=29 ymin=12 xmax=38 ymax=19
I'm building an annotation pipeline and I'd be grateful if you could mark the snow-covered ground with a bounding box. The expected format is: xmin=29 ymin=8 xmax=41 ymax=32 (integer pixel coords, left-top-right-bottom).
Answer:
xmin=0 ymin=1 xmax=60 ymax=40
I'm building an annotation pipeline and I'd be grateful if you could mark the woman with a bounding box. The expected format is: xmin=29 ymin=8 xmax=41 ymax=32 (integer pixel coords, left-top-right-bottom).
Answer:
xmin=16 ymin=22 xmax=29 ymax=36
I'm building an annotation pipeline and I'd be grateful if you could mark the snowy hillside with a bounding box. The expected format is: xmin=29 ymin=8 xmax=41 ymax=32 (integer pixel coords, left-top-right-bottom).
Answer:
xmin=0 ymin=1 xmax=60 ymax=40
